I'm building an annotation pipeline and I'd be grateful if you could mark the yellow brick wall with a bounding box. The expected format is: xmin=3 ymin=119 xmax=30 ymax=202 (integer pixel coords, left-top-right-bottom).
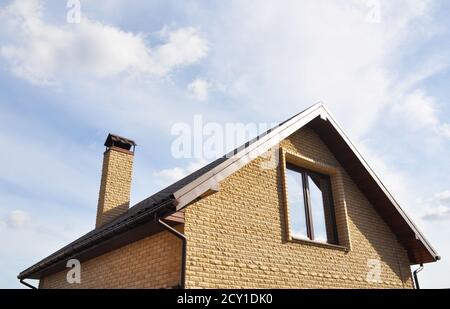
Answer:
xmin=39 ymin=228 xmax=182 ymax=289
xmin=184 ymin=127 xmax=413 ymax=288
xmin=96 ymin=148 xmax=134 ymax=228
xmin=39 ymin=127 xmax=413 ymax=289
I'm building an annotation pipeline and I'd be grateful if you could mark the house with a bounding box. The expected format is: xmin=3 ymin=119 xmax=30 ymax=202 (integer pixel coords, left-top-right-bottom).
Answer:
xmin=18 ymin=103 xmax=439 ymax=289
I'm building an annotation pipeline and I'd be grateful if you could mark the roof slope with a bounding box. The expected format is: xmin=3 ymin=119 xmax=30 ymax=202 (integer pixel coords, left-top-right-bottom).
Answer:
xmin=19 ymin=103 xmax=439 ymax=280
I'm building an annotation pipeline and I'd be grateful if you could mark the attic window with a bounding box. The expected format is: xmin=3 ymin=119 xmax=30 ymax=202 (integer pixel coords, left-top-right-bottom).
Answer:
xmin=285 ymin=164 xmax=338 ymax=245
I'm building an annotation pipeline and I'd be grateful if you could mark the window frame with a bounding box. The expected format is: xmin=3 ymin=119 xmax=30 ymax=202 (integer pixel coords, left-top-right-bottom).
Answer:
xmin=286 ymin=163 xmax=339 ymax=245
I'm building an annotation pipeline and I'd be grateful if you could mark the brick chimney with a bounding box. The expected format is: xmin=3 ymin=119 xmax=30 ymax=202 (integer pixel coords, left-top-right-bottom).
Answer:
xmin=95 ymin=134 xmax=136 ymax=228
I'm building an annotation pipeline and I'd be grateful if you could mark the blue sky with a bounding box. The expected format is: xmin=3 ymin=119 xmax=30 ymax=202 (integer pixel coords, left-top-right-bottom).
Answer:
xmin=1 ymin=0 xmax=450 ymax=288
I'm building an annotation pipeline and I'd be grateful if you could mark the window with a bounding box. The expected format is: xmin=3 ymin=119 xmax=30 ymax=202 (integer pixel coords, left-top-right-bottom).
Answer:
xmin=286 ymin=164 xmax=338 ymax=244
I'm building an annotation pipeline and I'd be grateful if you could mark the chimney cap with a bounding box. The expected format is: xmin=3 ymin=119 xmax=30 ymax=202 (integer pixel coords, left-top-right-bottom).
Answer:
xmin=104 ymin=133 xmax=136 ymax=152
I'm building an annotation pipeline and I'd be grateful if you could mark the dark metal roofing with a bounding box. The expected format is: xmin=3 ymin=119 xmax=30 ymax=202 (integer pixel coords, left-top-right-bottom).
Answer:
xmin=18 ymin=114 xmax=281 ymax=280
xmin=18 ymin=156 xmax=227 ymax=280
xmin=104 ymin=133 xmax=136 ymax=151
xmin=18 ymin=104 xmax=439 ymax=280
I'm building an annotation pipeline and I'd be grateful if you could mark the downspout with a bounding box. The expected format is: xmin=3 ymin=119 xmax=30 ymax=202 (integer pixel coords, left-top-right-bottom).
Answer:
xmin=413 ymin=264 xmax=424 ymax=289
xmin=19 ymin=279 xmax=37 ymax=289
xmin=157 ymin=218 xmax=186 ymax=289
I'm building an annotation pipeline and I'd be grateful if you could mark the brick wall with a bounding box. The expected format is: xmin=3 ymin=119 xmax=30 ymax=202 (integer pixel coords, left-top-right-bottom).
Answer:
xmin=184 ymin=127 xmax=413 ymax=288
xmin=96 ymin=147 xmax=134 ymax=228
xmin=39 ymin=127 xmax=413 ymax=289
xmin=39 ymin=228 xmax=182 ymax=289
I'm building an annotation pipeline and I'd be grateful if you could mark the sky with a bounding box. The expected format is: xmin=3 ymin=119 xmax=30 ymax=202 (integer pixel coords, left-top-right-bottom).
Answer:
xmin=0 ymin=0 xmax=449 ymax=288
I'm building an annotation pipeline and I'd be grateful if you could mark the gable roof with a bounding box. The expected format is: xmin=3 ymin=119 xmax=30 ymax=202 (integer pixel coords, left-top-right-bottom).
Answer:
xmin=18 ymin=103 xmax=439 ymax=280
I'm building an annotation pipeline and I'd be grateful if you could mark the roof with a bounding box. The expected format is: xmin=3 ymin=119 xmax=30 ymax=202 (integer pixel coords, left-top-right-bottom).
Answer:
xmin=18 ymin=103 xmax=439 ymax=280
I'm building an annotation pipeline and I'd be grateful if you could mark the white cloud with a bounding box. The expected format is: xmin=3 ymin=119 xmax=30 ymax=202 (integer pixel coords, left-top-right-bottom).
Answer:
xmin=393 ymin=89 xmax=450 ymax=138
xmin=3 ymin=210 xmax=31 ymax=229
xmin=434 ymin=190 xmax=450 ymax=204
xmin=187 ymin=78 xmax=210 ymax=101
xmin=438 ymin=123 xmax=450 ymax=138
xmin=194 ymin=0 xmax=438 ymax=136
xmin=155 ymin=28 xmax=209 ymax=76
xmin=355 ymin=140 xmax=411 ymax=207
xmin=0 ymin=193 xmax=92 ymax=288
xmin=422 ymin=206 xmax=450 ymax=221
xmin=422 ymin=190 xmax=450 ymax=221
xmin=0 ymin=0 xmax=208 ymax=85
xmin=398 ymin=90 xmax=438 ymax=127
xmin=153 ymin=159 xmax=207 ymax=186
xmin=153 ymin=167 xmax=187 ymax=184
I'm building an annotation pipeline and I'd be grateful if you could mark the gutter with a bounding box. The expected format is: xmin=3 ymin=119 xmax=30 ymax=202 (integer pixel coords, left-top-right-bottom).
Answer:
xmin=18 ymin=197 xmax=178 ymax=281
xmin=157 ymin=217 xmax=186 ymax=289
xmin=20 ymin=279 xmax=37 ymax=289
xmin=413 ymin=264 xmax=424 ymax=289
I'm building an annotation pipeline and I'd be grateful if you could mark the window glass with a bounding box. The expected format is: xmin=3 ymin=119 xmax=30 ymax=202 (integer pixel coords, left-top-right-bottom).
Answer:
xmin=285 ymin=163 xmax=337 ymax=244
xmin=308 ymin=174 xmax=328 ymax=242
xmin=286 ymin=167 xmax=308 ymax=239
